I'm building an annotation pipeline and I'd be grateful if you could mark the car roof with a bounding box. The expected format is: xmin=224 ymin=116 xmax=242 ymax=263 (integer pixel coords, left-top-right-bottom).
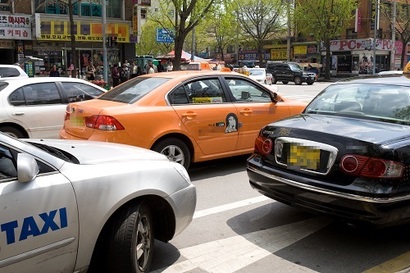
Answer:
xmin=136 ymin=70 xmax=244 ymax=81
xmin=0 ymin=77 xmax=107 ymax=91
xmin=335 ymin=74 xmax=410 ymax=86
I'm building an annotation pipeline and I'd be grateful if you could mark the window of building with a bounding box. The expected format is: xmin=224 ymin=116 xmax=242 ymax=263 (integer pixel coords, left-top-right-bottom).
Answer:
xmin=34 ymin=0 xmax=122 ymax=18
xmin=346 ymin=28 xmax=357 ymax=39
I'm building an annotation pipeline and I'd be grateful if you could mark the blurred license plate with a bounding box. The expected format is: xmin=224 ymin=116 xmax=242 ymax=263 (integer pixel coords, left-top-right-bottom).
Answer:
xmin=288 ymin=144 xmax=320 ymax=170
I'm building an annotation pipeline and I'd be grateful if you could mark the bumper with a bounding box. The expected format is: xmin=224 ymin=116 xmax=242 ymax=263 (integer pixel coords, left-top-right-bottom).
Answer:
xmin=247 ymin=161 xmax=410 ymax=227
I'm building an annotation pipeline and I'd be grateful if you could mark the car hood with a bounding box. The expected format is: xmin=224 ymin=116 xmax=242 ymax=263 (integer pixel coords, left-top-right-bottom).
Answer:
xmin=27 ymin=139 xmax=168 ymax=164
xmin=272 ymin=114 xmax=410 ymax=144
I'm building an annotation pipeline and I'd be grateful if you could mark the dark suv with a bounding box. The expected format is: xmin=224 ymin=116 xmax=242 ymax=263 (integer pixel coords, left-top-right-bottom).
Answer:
xmin=266 ymin=61 xmax=315 ymax=85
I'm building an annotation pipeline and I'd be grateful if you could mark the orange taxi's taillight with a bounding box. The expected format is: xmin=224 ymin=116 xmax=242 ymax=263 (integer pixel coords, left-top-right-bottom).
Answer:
xmin=85 ymin=115 xmax=125 ymax=131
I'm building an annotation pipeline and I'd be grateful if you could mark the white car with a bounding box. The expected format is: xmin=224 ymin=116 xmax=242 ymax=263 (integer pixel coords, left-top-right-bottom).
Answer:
xmin=0 ymin=77 xmax=106 ymax=139
xmin=0 ymin=64 xmax=29 ymax=79
xmin=248 ymin=68 xmax=272 ymax=85
xmin=0 ymin=132 xmax=196 ymax=273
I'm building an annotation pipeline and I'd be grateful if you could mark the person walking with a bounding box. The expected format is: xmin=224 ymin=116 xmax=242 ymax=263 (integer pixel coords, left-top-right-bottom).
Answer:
xmin=86 ymin=62 xmax=96 ymax=80
xmin=111 ymin=64 xmax=120 ymax=87
xmin=120 ymin=64 xmax=129 ymax=83
xmin=131 ymin=60 xmax=139 ymax=78
xmin=49 ymin=64 xmax=60 ymax=77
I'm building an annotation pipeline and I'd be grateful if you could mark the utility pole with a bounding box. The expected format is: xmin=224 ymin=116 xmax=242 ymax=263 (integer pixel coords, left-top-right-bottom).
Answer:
xmin=390 ymin=0 xmax=397 ymax=70
xmin=102 ymin=0 xmax=108 ymax=84
xmin=372 ymin=0 xmax=380 ymax=75
xmin=286 ymin=0 xmax=292 ymax=61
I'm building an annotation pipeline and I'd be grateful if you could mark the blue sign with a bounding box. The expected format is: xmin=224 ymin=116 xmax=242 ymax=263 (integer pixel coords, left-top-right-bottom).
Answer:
xmin=156 ymin=28 xmax=174 ymax=43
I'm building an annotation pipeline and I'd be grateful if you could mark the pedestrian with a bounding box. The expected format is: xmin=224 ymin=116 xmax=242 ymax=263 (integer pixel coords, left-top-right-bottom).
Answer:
xmin=131 ymin=60 xmax=139 ymax=78
xmin=49 ymin=64 xmax=60 ymax=77
xmin=145 ymin=60 xmax=157 ymax=74
xmin=86 ymin=62 xmax=96 ymax=81
xmin=120 ymin=64 xmax=129 ymax=83
xmin=111 ymin=64 xmax=120 ymax=87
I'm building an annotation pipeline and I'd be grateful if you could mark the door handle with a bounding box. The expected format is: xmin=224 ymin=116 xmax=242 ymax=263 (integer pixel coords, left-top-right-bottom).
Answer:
xmin=240 ymin=109 xmax=253 ymax=115
xmin=12 ymin=112 xmax=25 ymax=116
xmin=181 ymin=112 xmax=198 ymax=119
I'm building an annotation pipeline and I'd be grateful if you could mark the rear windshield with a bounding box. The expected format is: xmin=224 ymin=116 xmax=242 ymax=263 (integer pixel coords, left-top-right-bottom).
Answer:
xmin=100 ymin=77 xmax=170 ymax=103
xmin=0 ymin=67 xmax=22 ymax=78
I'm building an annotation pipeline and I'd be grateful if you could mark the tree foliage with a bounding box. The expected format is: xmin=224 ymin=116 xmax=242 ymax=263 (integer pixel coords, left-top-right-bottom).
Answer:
xmin=232 ymin=0 xmax=285 ymax=65
xmin=379 ymin=0 xmax=410 ymax=68
xmin=294 ymin=0 xmax=356 ymax=79
xmin=136 ymin=20 xmax=173 ymax=56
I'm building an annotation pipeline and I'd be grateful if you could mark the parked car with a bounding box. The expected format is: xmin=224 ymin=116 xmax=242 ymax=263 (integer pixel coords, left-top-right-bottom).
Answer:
xmin=0 ymin=77 xmax=106 ymax=139
xmin=60 ymin=71 xmax=307 ymax=169
xmin=0 ymin=132 xmax=196 ymax=273
xmin=247 ymin=74 xmax=410 ymax=227
xmin=266 ymin=61 xmax=315 ymax=85
xmin=248 ymin=68 xmax=272 ymax=85
xmin=0 ymin=64 xmax=29 ymax=79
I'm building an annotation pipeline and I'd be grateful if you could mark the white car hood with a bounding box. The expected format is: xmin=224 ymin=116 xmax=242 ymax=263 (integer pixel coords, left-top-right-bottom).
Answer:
xmin=27 ymin=139 xmax=168 ymax=164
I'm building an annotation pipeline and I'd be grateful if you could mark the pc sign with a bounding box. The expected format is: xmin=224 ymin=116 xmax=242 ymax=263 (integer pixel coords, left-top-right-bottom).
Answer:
xmin=156 ymin=28 xmax=174 ymax=43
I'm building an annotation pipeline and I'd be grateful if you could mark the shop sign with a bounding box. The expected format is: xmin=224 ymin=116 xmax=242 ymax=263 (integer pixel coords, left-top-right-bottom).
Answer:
xmin=294 ymin=45 xmax=307 ymax=55
xmin=37 ymin=19 xmax=130 ymax=43
xmin=329 ymin=38 xmax=392 ymax=51
xmin=0 ymin=15 xmax=31 ymax=40
xmin=0 ymin=40 xmax=14 ymax=49
xmin=270 ymin=49 xmax=287 ymax=60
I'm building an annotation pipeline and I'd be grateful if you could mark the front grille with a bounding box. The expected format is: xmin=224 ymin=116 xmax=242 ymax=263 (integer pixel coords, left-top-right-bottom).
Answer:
xmin=274 ymin=137 xmax=338 ymax=175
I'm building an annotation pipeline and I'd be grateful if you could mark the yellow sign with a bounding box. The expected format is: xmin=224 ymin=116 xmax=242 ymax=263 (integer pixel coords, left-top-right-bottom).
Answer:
xmin=37 ymin=20 xmax=130 ymax=43
xmin=293 ymin=45 xmax=307 ymax=55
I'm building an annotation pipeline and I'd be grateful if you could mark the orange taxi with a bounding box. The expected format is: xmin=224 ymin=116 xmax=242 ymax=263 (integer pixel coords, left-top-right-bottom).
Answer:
xmin=60 ymin=71 xmax=306 ymax=169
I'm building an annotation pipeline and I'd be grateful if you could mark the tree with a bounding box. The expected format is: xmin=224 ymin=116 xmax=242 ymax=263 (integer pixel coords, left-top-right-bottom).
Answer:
xmin=232 ymin=0 xmax=285 ymax=66
xmin=152 ymin=0 xmax=217 ymax=70
xmin=294 ymin=0 xmax=356 ymax=79
xmin=60 ymin=0 xmax=78 ymax=78
xmin=379 ymin=0 xmax=410 ymax=68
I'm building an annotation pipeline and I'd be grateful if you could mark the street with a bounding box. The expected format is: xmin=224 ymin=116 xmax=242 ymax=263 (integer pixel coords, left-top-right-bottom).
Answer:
xmin=151 ymin=82 xmax=410 ymax=273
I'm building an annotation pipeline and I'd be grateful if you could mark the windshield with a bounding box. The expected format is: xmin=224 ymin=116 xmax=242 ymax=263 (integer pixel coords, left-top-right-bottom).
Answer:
xmin=305 ymin=83 xmax=410 ymax=124
xmin=249 ymin=69 xmax=264 ymax=76
xmin=100 ymin=77 xmax=170 ymax=103
xmin=289 ymin=63 xmax=303 ymax=71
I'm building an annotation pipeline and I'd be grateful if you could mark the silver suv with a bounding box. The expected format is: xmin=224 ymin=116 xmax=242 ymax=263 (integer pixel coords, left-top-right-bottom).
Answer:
xmin=266 ymin=61 xmax=315 ymax=85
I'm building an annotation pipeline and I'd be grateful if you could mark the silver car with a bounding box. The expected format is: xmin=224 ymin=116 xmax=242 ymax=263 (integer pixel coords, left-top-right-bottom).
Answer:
xmin=0 ymin=132 xmax=196 ymax=273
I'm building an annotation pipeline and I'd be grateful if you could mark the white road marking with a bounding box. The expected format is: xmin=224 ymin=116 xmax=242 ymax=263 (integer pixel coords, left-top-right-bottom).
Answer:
xmin=154 ymin=217 xmax=331 ymax=273
xmin=193 ymin=196 xmax=270 ymax=219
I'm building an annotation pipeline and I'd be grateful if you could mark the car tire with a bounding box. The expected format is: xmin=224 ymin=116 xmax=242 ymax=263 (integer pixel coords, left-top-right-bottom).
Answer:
xmin=0 ymin=126 xmax=25 ymax=138
xmin=294 ymin=77 xmax=302 ymax=85
xmin=106 ymin=202 xmax=154 ymax=273
xmin=271 ymin=76 xmax=277 ymax=84
xmin=153 ymin=138 xmax=191 ymax=169
xmin=282 ymin=81 xmax=289 ymax=84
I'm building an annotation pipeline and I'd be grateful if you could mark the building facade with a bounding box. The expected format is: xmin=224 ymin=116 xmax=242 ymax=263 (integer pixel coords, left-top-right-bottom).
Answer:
xmin=0 ymin=0 xmax=139 ymax=76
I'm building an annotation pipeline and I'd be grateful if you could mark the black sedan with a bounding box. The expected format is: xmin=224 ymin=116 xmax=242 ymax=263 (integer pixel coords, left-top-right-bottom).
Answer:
xmin=247 ymin=74 xmax=410 ymax=227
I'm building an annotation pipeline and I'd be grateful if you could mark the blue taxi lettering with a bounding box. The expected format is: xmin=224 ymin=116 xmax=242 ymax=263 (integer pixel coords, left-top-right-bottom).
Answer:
xmin=1 ymin=207 xmax=68 ymax=245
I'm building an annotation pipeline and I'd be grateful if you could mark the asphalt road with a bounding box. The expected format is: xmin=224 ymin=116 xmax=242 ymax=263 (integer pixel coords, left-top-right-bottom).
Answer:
xmin=151 ymin=82 xmax=410 ymax=273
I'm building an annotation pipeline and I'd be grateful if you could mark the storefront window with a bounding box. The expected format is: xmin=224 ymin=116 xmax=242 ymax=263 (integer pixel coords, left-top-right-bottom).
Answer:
xmin=35 ymin=0 xmax=121 ymax=18
xmin=0 ymin=0 xmax=11 ymax=12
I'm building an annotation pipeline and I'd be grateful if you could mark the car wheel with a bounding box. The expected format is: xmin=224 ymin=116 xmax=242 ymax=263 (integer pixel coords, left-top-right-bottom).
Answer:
xmin=282 ymin=81 xmax=289 ymax=84
xmin=153 ymin=138 xmax=191 ymax=169
xmin=0 ymin=126 xmax=25 ymax=138
xmin=271 ymin=76 xmax=277 ymax=84
xmin=106 ymin=202 xmax=154 ymax=273
xmin=294 ymin=77 xmax=302 ymax=85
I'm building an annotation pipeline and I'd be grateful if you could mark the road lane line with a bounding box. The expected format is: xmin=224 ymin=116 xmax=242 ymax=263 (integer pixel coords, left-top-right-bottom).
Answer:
xmin=363 ymin=251 xmax=410 ymax=273
xmin=155 ymin=217 xmax=331 ymax=273
xmin=193 ymin=196 xmax=271 ymax=219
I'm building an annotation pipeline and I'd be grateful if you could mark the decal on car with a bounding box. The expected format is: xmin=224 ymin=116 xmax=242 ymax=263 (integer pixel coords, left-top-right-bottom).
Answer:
xmin=225 ymin=113 xmax=238 ymax=133
xmin=1 ymin=207 xmax=68 ymax=244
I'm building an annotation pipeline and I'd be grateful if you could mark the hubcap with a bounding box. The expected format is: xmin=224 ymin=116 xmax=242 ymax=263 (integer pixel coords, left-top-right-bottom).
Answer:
xmin=160 ymin=145 xmax=185 ymax=165
xmin=135 ymin=214 xmax=151 ymax=271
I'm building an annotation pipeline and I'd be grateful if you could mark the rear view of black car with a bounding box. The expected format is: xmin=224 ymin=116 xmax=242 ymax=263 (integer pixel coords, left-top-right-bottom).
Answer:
xmin=247 ymin=74 xmax=410 ymax=227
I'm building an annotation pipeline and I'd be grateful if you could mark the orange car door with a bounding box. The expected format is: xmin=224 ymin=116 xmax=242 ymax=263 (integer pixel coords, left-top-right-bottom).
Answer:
xmin=222 ymin=77 xmax=291 ymax=151
xmin=169 ymin=78 xmax=239 ymax=155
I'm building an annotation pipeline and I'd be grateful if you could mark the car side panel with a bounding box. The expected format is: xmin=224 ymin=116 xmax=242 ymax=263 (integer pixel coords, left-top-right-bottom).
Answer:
xmin=0 ymin=173 xmax=79 ymax=273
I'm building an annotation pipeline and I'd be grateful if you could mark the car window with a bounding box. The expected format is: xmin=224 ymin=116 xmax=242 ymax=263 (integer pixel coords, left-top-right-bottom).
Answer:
xmin=100 ymin=77 xmax=169 ymax=103
xmin=305 ymin=83 xmax=410 ymax=122
xmin=289 ymin=63 xmax=302 ymax=71
xmin=169 ymin=78 xmax=227 ymax=104
xmin=61 ymin=82 xmax=104 ymax=102
xmin=9 ymin=83 xmax=63 ymax=106
xmin=0 ymin=144 xmax=17 ymax=180
xmin=0 ymin=67 xmax=21 ymax=78
xmin=223 ymin=77 xmax=272 ymax=103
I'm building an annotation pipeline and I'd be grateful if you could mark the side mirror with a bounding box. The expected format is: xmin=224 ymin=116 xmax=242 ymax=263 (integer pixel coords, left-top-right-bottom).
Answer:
xmin=17 ymin=153 xmax=39 ymax=183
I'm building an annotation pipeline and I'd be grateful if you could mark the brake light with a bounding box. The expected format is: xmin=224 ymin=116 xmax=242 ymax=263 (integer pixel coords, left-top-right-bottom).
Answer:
xmin=85 ymin=115 xmax=125 ymax=131
xmin=340 ymin=154 xmax=403 ymax=178
xmin=254 ymin=135 xmax=272 ymax=156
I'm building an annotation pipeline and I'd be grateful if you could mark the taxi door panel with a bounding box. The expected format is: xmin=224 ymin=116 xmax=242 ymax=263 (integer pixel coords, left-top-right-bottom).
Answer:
xmin=222 ymin=77 xmax=290 ymax=151
xmin=0 ymin=147 xmax=78 ymax=273
xmin=170 ymin=79 xmax=238 ymax=155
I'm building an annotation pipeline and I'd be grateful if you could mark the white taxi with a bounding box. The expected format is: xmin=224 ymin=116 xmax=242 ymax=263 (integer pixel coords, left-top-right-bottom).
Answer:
xmin=0 ymin=132 xmax=196 ymax=273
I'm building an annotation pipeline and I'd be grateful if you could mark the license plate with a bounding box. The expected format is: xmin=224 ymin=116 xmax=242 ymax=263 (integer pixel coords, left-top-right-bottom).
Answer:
xmin=288 ymin=144 xmax=320 ymax=170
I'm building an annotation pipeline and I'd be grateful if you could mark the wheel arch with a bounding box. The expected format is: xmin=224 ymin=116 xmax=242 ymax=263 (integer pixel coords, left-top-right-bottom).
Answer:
xmin=0 ymin=122 xmax=29 ymax=138
xmin=151 ymin=133 xmax=195 ymax=162
xmin=88 ymin=195 xmax=176 ymax=272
